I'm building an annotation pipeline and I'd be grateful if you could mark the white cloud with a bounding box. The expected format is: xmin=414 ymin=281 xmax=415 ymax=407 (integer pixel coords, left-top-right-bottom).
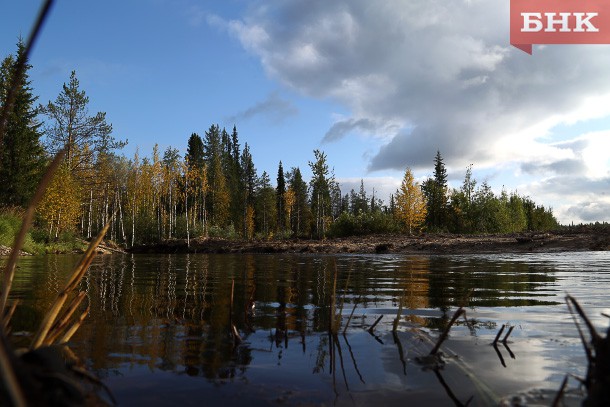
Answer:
xmin=213 ymin=0 xmax=610 ymax=223
xmin=224 ymin=92 xmax=298 ymax=125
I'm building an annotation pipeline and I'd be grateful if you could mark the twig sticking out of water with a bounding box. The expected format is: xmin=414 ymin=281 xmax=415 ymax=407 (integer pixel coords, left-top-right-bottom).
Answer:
xmin=430 ymin=307 xmax=465 ymax=355
xmin=493 ymin=324 xmax=506 ymax=346
xmin=565 ymin=294 xmax=610 ymax=406
xmin=342 ymin=298 xmax=359 ymax=335
xmin=502 ymin=325 xmax=515 ymax=344
xmin=551 ymin=374 xmax=569 ymax=407
xmin=392 ymin=292 xmax=404 ymax=333
xmin=368 ymin=315 xmax=383 ymax=334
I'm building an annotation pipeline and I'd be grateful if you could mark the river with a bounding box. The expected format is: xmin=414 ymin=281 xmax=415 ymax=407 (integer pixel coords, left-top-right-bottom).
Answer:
xmin=8 ymin=251 xmax=610 ymax=406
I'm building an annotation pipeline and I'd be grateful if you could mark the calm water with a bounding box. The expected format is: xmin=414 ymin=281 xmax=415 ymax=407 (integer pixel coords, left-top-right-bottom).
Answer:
xmin=8 ymin=252 xmax=610 ymax=406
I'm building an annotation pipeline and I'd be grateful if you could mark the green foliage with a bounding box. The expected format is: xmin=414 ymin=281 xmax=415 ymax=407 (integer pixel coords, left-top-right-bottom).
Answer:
xmin=40 ymin=70 xmax=125 ymax=173
xmin=309 ymin=149 xmax=334 ymax=238
xmin=0 ymin=42 xmax=46 ymax=207
xmin=0 ymin=210 xmax=26 ymax=247
xmin=447 ymin=166 xmax=558 ymax=234
xmin=0 ymin=210 xmax=85 ymax=254
xmin=276 ymin=161 xmax=287 ymax=231
xmin=208 ymin=224 xmax=239 ymax=240
xmin=329 ymin=210 xmax=400 ymax=237
xmin=287 ymin=166 xmax=311 ymax=237
xmin=422 ymin=151 xmax=448 ymax=230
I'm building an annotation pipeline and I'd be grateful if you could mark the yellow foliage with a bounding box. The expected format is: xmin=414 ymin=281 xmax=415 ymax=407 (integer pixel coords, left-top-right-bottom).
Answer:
xmin=38 ymin=164 xmax=82 ymax=236
xmin=284 ymin=188 xmax=295 ymax=230
xmin=395 ymin=167 xmax=427 ymax=234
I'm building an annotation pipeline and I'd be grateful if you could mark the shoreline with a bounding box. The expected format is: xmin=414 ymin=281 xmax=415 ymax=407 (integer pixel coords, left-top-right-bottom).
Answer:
xmin=129 ymin=228 xmax=610 ymax=255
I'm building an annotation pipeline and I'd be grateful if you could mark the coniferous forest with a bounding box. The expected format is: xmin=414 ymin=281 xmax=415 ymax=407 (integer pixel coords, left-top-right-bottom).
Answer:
xmin=0 ymin=44 xmax=559 ymax=249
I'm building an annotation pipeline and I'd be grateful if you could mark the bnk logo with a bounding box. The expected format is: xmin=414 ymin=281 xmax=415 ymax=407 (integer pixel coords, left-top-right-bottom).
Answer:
xmin=510 ymin=0 xmax=610 ymax=54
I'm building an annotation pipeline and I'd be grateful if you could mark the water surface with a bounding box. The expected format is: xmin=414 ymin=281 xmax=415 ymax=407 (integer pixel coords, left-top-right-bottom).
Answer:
xmin=9 ymin=252 xmax=610 ymax=406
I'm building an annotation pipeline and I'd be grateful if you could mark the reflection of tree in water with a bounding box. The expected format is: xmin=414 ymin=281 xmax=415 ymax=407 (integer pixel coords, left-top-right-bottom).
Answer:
xmin=14 ymin=253 xmax=563 ymax=388
xmin=426 ymin=256 xmax=560 ymax=330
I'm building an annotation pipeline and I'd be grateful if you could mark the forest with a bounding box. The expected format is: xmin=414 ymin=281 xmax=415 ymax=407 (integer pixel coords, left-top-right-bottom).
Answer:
xmin=0 ymin=44 xmax=559 ymax=250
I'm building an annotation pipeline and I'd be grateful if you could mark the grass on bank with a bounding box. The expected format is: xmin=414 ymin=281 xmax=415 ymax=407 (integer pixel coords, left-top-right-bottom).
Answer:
xmin=0 ymin=209 xmax=86 ymax=255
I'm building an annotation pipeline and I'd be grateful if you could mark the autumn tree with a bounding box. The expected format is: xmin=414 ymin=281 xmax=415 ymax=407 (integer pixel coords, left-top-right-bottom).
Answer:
xmin=0 ymin=42 xmax=45 ymax=207
xmin=394 ymin=168 xmax=427 ymax=234
xmin=38 ymin=163 xmax=81 ymax=238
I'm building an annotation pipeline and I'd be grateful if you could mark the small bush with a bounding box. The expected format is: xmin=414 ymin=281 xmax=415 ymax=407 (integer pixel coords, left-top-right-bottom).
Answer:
xmin=329 ymin=211 xmax=401 ymax=238
xmin=208 ymin=224 xmax=240 ymax=240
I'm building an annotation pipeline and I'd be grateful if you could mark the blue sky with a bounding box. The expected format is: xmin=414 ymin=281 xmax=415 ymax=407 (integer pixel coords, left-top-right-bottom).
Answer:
xmin=2 ymin=0 xmax=610 ymax=224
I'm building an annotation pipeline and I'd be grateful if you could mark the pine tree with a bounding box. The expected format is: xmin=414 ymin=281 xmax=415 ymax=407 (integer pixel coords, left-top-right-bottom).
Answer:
xmin=40 ymin=70 xmax=125 ymax=173
xmin=395 ymin=168 xmax=427 ymax=234
xmin=0 ymin=42 xmax=45 ymax=207
xmin=308 ymin=150 xmax=333 ymax=239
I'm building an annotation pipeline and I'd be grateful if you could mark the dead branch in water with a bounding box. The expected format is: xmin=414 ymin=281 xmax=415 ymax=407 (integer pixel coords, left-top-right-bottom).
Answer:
xmin=430 ymin=307 xmax=465 ymax=355
xmin=342 ymin=298 xmax=359 ymax=335
xmin=566 ymin=294 xmax=610 ymax=406
xmin=368 ymin=315 xmax=383 ymax=334
xmin=493 ymin=324 xmax=505 ymax=345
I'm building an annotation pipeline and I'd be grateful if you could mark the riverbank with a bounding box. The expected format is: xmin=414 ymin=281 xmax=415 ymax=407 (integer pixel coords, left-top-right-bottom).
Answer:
xmin=130 ymin=227 xmax=610 ymax=255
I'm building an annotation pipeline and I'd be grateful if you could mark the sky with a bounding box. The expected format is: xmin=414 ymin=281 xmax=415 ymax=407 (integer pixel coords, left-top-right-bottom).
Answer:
xmin=2 ymin=0 xmax=610 ymax=225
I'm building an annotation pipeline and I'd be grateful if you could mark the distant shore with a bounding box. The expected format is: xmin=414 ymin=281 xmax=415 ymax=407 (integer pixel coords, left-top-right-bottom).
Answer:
xmin=129 ymin=227 xmax=610 ymax=255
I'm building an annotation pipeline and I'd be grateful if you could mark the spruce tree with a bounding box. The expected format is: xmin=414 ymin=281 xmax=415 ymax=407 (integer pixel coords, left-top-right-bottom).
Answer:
xmin=422 ymin=150 xmax=448 ymax=230
xmin=0 ymin=43 xmax=45 ymax=207
xmin=185 ymin=133 xmax=205 ymax=170
xmin=240 ymin=143 xmax=257 ymax=236
xmin=276 ymin=161 xmax=286 ymax=231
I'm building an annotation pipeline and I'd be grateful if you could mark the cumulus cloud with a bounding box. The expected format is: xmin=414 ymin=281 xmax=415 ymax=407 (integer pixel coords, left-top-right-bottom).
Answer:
xmin=212 ymin=0 xmax=610 ymax=222
xmin=224 ymin=92 xmax=298 ymax=125
xmin=565 ymin=201 xmax=610 ymax=223
xmin=337 ymin=176 xmax=402 ymax=203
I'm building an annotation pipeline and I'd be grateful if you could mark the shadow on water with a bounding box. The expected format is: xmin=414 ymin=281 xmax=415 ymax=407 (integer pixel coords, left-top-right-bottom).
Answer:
xmin=9 ymin=252 xmax=609 ymax=406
